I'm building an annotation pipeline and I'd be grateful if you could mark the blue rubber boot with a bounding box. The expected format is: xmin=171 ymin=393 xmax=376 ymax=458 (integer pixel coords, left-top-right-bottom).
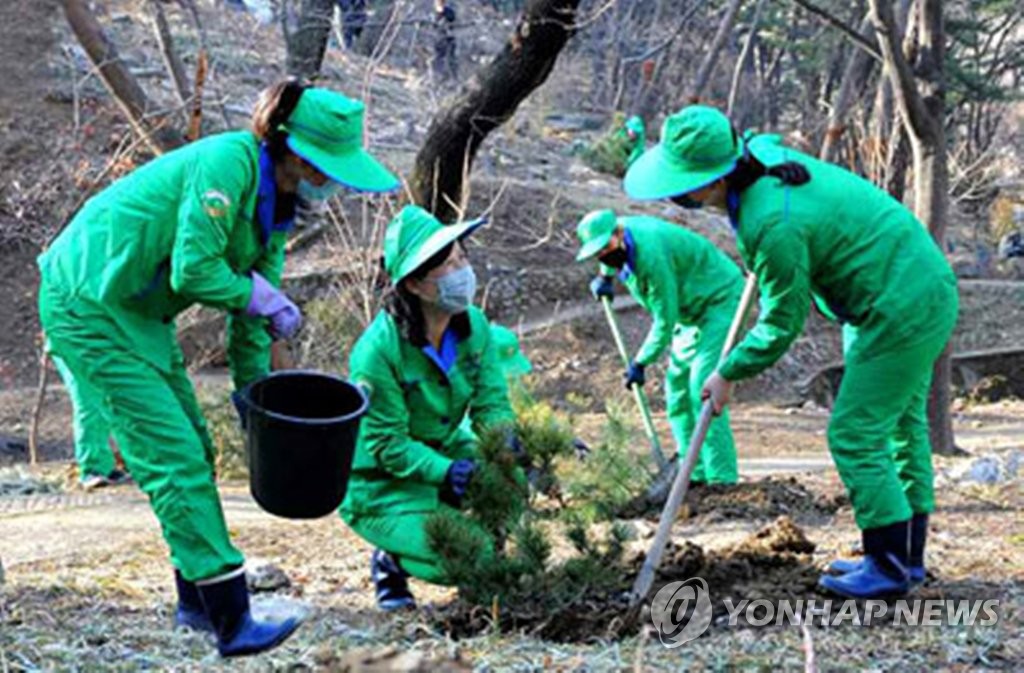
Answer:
xmin=827 ymin=557 xmax=926 ymax=586
xmin=197 ymin=569 xmax=299 ymax=657
xmin=174 ymin=569 xmax=213 ymax=632
xmin=829 ymin=513 xmax=929 ymax=586
xmin=819 ymin=520 xmax=911 ymax=598
xmin=371 ymin=549 xmax=416 ymax=611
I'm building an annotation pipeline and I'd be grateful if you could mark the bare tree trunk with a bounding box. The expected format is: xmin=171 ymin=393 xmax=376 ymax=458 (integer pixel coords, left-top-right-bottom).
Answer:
xmin=726 ymin=0 xmax=765 ymax=125
xmin=870 ymin=0 xmax=956 ymax=454
xmin=150 ymin=0 xmax=190 ymax=107
xmin=409 ymin=0 xmax=581 ymax=222
xmin=820 ymin=15 xmax=876 ymax=162
xmin=60 ymin=0 xmax=182 ymax=153
xmin=689 ymin=0 xmax=744 ymax=102
xmin=884 ymin=118 xmax=911 ymax=200
xmin=287 ymin=0 xmax=336 ymax=79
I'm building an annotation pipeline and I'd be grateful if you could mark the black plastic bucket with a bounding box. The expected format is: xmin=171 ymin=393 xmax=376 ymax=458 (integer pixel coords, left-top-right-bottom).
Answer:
xmin=242 ymin=371 xmax=368 ymax=519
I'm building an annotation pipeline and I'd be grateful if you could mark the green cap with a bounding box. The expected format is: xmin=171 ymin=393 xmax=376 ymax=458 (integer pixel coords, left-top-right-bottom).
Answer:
xmin=623 ymin=105 xmax=740 ymax=200
xmin=575 ymin=209 xmax=618 ymax=262
xmin=283 ymin=88 xmax=400 ymax=193
xmin=383 ymin=205 xmax=484 ymax=284
xmin=491 ymin=324 xmax=532 ymax=378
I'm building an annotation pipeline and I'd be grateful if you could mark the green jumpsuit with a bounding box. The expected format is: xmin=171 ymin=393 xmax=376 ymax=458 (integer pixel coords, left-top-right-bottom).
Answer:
xmin=718 ymin=135 xmax=959 ymax=530
xmin=50 ymin=353 xmax=116 ymax=479
xmin=609 ymin=216 xmax=744 ymax=482
xmin=340 ymin=306 xmax=516 ymax=584
xmin=38 ymin=131 xmax=285 ymax=581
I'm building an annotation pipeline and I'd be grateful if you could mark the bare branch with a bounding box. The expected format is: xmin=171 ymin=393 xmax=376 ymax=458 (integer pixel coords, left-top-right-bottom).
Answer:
xmin=789 ymin=0 xmax=882 ymax=61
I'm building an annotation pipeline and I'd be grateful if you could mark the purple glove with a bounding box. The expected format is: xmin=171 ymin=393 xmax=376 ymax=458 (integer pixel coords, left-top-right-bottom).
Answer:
xmin=246 ymin=272 xmax=302 ymax=339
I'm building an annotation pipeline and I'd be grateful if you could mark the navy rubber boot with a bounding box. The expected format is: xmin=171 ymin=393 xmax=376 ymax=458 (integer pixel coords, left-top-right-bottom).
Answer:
xmin=909 ymin=512 xmax=928 ymax=575
xmin=174 ymin=570 xmax=213 ymax=632
xmin=197 ymin=570 xmax=299 ymax=657
xmin=819 ymin=520 xmax=911 ymax=598
xmin=371 ymin=549 xmax=416 ymax=611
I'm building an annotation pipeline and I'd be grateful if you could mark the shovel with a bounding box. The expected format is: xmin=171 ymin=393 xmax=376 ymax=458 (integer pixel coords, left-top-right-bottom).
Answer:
xmin=629 ymin=272 xmax=758 ymax=608
xmin=600 ymin=296 xmax=669 ymax=471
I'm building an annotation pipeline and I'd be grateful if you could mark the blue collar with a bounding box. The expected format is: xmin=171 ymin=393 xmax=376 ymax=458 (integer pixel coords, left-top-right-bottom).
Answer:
xmin=726 ymin=188 xmax=742 ymax=231
xmin=618 ymin=227 xmax=638 ymax=282
xmin=257 ymin=144 xmax=296 ymax=245
xmin=421 ymin=326 xmax=460 ymax=376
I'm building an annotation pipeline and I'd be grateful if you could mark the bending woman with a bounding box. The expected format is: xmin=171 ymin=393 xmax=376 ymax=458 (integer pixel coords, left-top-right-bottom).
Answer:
xmin=38 ymin=80 xmax=398 ymax=656
xmin=624 ymin=105 xmax=958 ymax=599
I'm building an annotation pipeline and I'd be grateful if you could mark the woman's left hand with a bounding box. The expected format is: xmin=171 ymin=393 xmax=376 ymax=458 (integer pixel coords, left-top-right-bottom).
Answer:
xmin=701 ymin=372 xmax=734 ymax=415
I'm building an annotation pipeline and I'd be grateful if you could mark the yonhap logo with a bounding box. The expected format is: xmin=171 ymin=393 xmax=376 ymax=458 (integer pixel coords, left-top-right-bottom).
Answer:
xmin=650 ymin=577 xmax=713 ymax=647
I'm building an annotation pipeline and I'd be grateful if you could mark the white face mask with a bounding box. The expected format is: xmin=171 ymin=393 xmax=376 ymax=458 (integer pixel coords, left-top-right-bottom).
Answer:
xmin=433 ymin=265 xmax=477 ymax=314
xmin=297 ymin=178 xmax=342 ymax=202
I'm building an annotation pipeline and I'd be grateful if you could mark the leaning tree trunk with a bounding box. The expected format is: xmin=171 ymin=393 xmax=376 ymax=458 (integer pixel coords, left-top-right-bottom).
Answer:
xmin=408 ymin=0 xmax=582 ymax=222
xmin=286 ymin=0 xmax=336 ymax=79
xmin=60 ymin=0 xmax=183 ymax=153
xmin=870 ymin=0 xmax=956 ymax=454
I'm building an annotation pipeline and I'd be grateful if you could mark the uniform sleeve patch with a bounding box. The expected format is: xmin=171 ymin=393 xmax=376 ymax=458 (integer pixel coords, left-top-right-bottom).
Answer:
xmin=201 ymin=189 xmax=232 ymax=219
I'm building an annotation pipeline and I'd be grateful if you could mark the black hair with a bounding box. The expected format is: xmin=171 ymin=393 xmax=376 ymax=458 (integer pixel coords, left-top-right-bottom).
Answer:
xmin=251 ymin=78 xmax=310 ymax=161
xmin=726 ymin=128 xmax=811 ymax=192
xmin=383 ymin=241 xmax=465 ymax=346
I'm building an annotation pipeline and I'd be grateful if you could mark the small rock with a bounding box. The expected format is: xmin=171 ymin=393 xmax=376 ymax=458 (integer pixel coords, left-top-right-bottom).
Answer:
xmin=962 ymin=456 xmax=1001 ymax=484
xmin=246 ymin=561 xmax=291 ymax=592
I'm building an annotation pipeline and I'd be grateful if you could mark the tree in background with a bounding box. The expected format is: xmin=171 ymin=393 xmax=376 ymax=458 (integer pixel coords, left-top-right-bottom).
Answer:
xmin=869 ymin=0 xmax=955 ymax=453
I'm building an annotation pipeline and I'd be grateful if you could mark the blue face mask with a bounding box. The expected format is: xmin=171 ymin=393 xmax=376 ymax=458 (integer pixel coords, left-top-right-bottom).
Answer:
xmin=434 ymin=265 xmax=477 ymax=314
xmin=297 ymin=178 xmax=342 ymax=203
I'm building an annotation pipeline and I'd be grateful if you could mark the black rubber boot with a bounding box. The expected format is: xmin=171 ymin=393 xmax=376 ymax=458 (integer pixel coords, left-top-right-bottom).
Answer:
xmin=910 ymin=512 xmax=928 ymax=569
xmin=197 ymin=569 xmax=299 ymax=657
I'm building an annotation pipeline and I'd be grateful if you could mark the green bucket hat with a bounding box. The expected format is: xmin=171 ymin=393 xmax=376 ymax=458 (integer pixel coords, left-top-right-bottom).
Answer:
xmin=623 ymin=105 xmax=740 ymax=201
xmin=575 ymin=209 xmax=619 ymax=262
xmin=383 ymin=205 xmax=485 ymax=284
xmin=282 ymin=88 xmax=399 ymax=193
xmin=491 ymin=324 xmax=532 ymax=378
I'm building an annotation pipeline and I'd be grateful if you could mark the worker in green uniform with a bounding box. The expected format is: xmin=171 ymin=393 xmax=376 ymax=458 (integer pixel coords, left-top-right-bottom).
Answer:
xmin=340 ymin=205 xmax=522 ymax=610
xmin=38 ymin=80 xmax=399 ymax=655
xmin=576 ymin=210 xmax=743 ymax=484
xmin=624 ymin=105 xmax=958 ymax=598
xmin=49 ymin=353 xmax=129 ymax=490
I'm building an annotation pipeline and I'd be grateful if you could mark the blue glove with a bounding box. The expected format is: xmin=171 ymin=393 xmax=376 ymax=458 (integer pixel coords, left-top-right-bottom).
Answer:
xmin=505 ymin=429 xmax=531 ymax=467
xmin=230 ymin=390 xmax=249 ymax=430
xmin=589 ymin=275 xmax=614 ymax=300
xmin=624 ymin=360 xmax=646 ymax=389
xmin=443 ymin=459 xmax=476 ymax=504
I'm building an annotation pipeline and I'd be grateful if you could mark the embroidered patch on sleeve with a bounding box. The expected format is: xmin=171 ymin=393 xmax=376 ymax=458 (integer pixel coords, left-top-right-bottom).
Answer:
xmin=201 ymin=189 xmax=232 ymax=219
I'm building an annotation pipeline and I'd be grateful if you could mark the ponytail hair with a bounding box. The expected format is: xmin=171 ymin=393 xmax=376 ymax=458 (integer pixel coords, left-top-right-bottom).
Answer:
xmin=251 ymin=78 xmax=309 ymax=160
